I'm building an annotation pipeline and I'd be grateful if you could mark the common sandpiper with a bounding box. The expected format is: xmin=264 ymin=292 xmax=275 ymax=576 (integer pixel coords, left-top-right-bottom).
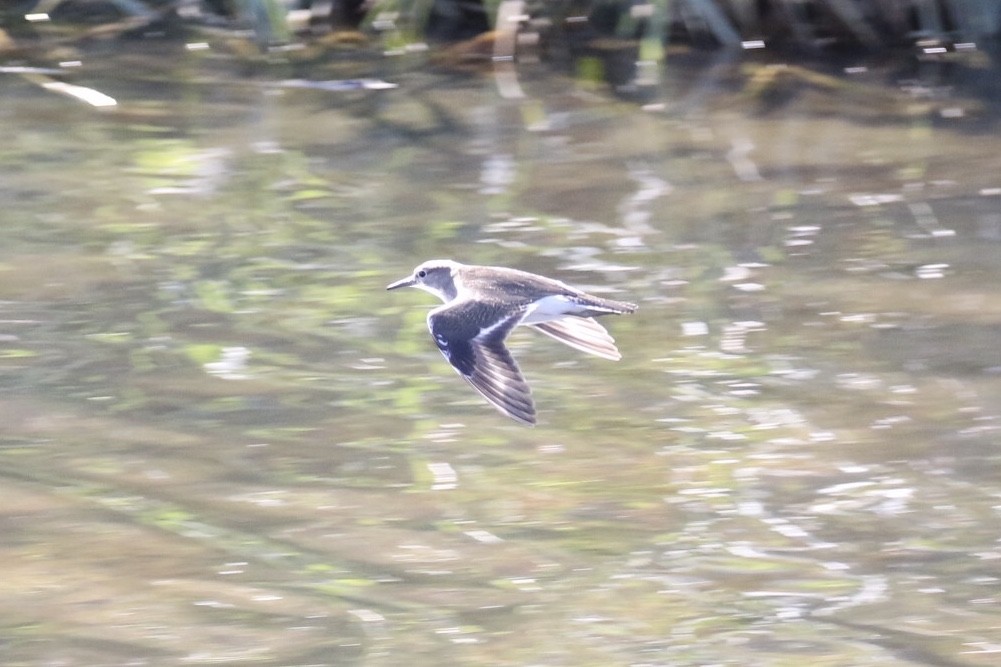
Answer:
xmin=387 ymin=259 xmax=637 ymax=425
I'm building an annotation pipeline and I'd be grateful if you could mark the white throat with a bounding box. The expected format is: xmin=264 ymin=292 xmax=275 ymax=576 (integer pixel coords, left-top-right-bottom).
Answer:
xmin=415 ymin=282 xmax=452 ymax=303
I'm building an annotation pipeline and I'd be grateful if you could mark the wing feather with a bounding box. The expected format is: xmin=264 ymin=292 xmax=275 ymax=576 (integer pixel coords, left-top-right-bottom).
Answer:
xmin=428 ymin=303 xmax=536 ymax=425
xmin=531 ymin=317 xmax=622 ymax=360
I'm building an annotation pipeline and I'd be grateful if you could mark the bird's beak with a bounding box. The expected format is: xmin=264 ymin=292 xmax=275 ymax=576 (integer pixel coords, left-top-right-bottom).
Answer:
xmin=386 ymin=275 xmax=416 ymax=291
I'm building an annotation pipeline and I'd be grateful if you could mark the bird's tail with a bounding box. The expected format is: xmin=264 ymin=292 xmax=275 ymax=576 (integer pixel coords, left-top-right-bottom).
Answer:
xmin=582 ymin=296 xmax=637 ymax=316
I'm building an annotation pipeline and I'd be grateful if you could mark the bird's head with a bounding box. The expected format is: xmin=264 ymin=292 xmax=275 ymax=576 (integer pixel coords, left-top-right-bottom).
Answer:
xmin=386 ymin=259 xmax=461 ymax=302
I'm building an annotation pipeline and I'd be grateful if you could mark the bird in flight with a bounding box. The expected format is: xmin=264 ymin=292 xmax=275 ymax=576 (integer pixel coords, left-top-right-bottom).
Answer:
xmin=387 ymin=259 xmax=637 ymax=425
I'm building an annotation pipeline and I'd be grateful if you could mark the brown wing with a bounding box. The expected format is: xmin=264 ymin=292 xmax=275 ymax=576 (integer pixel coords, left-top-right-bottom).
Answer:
xmin=428 ymin=303 xmax=536 ymax=425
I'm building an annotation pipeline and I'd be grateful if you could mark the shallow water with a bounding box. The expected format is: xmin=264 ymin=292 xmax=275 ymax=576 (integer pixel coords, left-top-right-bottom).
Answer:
xmin=2 ymin=39 xmax=1001 ymax=666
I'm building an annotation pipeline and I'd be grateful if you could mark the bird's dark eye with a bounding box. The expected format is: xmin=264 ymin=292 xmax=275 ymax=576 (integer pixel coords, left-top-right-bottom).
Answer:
xmin=417 ymin=270 xmax=427 ymax=278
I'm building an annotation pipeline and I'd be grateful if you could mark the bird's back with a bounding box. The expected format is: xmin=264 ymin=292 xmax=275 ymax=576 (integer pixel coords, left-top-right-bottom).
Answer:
xmin=459 ymin=265 xmax=635 ymax=312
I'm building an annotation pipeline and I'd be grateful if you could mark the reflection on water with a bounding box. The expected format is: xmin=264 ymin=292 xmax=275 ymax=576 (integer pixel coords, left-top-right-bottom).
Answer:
xmin=2 ymin=40 xmax=1001 ymax=666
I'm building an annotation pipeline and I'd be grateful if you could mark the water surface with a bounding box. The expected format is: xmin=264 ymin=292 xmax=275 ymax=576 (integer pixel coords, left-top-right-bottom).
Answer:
xmin=2 ymin=40 xmax=1001 ymax=666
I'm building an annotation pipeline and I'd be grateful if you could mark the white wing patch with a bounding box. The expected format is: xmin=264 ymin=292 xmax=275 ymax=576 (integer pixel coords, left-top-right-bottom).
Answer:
xmin=520 ymin=295 xmax=581 ymax=324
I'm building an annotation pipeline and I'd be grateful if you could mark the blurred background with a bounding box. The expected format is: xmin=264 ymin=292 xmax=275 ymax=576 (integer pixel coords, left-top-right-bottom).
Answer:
xmin=2 ymin=1 xmax=1001 ymax=665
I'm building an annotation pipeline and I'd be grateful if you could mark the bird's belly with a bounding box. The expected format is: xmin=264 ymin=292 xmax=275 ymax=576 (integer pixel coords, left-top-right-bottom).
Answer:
xmin=520 ymin=295 xmax=584 ymax=324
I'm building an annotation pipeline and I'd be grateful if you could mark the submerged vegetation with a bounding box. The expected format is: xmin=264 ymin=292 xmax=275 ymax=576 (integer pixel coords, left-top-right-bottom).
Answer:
xmin=3 ymin=0 xmax=1000 ymax=62
xmin=3 ymin=0 xmax=1000 ymax=109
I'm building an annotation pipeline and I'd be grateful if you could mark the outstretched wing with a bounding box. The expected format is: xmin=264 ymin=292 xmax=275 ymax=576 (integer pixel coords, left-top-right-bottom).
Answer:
xmin=531 ymin=316 xmax=622 ymax=360
xmin=428 ymin=302 xmax=536 ymax=425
